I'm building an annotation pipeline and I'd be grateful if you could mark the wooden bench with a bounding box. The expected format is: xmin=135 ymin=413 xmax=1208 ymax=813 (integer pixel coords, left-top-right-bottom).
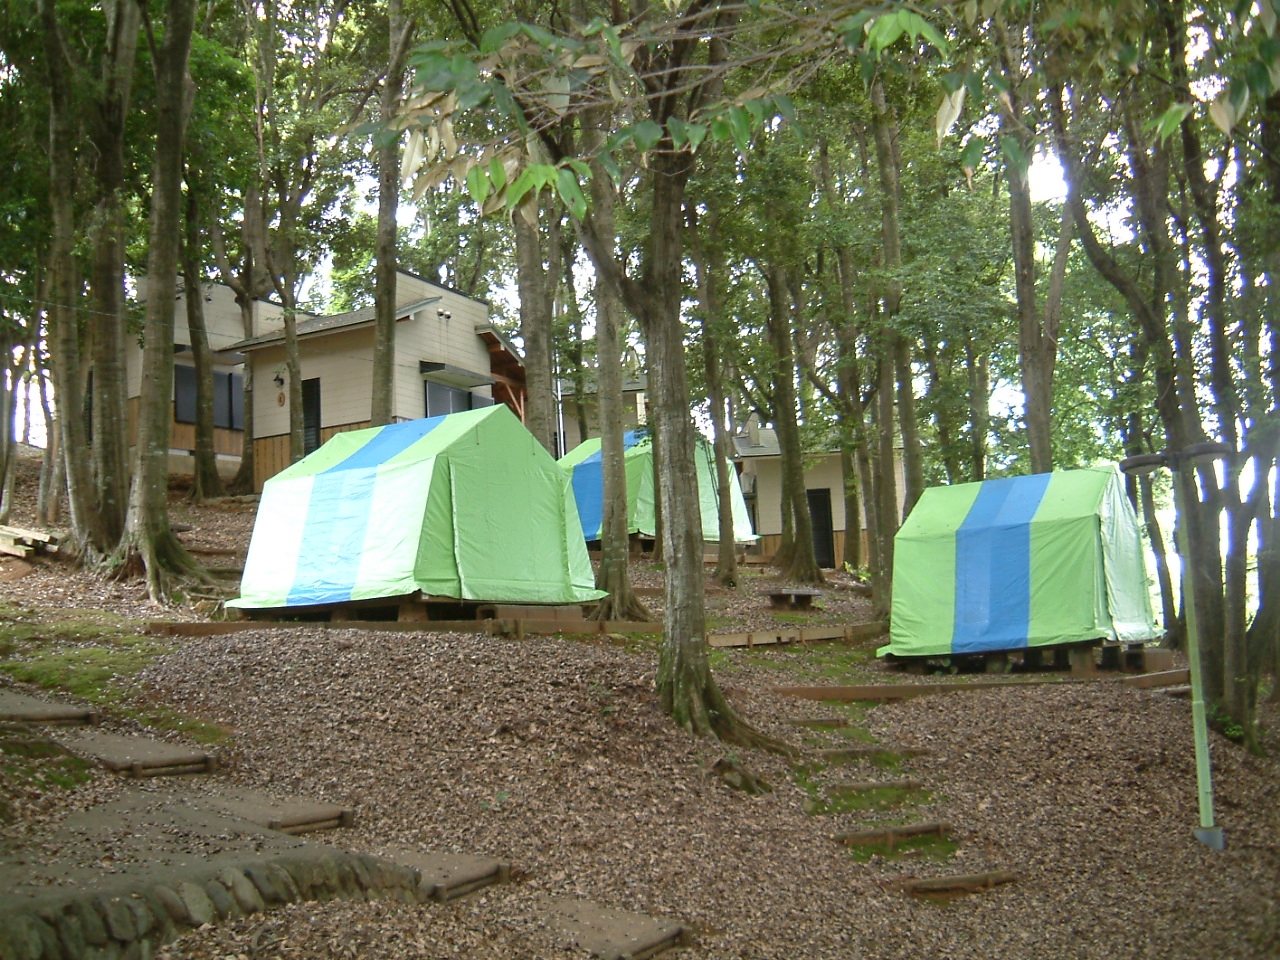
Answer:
xmin=767 ymin=588 xmax=822 ymax=611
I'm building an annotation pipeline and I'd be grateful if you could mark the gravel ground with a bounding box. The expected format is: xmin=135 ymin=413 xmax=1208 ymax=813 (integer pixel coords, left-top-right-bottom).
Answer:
xmin=126 ymin=631 xmax=1280 ymax=958
xmin=3 ymin=449 xmax=1279 ymax=958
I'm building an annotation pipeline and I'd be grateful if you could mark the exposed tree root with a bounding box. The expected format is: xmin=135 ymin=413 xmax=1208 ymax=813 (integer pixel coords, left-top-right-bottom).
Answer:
xmin=658 ymin=661 xmax=797 ymax=758
xmin=108 ymin=527 xmax=216 ymax=604
xmin=712 ymin=755 xmax=771 ymax=794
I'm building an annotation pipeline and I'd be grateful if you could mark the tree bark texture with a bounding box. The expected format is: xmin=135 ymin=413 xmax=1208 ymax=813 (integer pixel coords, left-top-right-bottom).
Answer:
xmin=687 ymin=203 xmax=739 ymax=587
xmin=183 ymin=188 xmax=223 ymax=500
xmin=515 ymin=209 xmax=558 ymax=454
xmin=39 ymin=0 xmax=111 ymax=556
xmin=765 ymin=265 xmax=822 ymax=584
xmin=371 ymin=0 xmax=414 ymax=427
xmin=87 ymin=0 xmax=142 ymax=547
xmin=583 ymin=131 xmax=650 ymax=622
xmin=117 ymin=0 xmax=201 ymax=600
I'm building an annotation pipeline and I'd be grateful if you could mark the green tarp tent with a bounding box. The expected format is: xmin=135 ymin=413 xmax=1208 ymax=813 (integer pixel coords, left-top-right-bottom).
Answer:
xmin=880 ymin=466 xmax=1160 ymax=658
xmin=229 ymin=405 xmax=605 ymax=610
xmin=558 ymin=430 xmax=756 ymax=543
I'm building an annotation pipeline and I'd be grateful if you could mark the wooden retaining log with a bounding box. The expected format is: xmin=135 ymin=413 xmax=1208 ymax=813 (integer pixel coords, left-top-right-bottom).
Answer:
xmin=898 ymin=870 xmax=1017 ymax=895
xmin=834 ymin=821 xmax=952 ymax=848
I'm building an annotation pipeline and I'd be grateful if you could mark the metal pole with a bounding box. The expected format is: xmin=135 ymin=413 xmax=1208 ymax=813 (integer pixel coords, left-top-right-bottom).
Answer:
xmin=1172 ymin=456 xmax=1224 ymax=851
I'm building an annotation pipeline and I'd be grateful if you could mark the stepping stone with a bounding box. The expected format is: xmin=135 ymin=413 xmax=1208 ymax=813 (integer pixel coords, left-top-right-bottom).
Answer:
xmin=57 ymin=729 xmax=216 ymax=776
xmin=544 ymin=897 xmax=688 ymax=960
xmin=388 ymin=849 xmax=510 ymax=902
xmin=0 ymin=688 xmax=99 ymax=726
xmin=206 ymin=788 xmax=355 ymax=836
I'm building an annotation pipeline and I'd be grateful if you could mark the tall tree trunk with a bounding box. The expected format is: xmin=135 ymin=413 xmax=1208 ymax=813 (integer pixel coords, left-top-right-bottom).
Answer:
xmin=874 ymin=349 xmax=898 ymax=615
xmin=371 ymin=0 xmax=414 ymax=427
xmin=894 ymin=338 xmax=923 ymax=518
xmin=515 ymin=209 xmax=558 ymax=454
xmin=840 ymin=444 xmax=861 ymax=570
xmin=996 ymin=20 xmax=1067 ymax=475
xmin=579 ymin=147 xmax=774 ymax=748
xmin=687 ymin=203 xmax=739 ymax=587
xmin=116 ymin=0 xmax=202 ymax=601
xmin=183 ymin=187 xmax=223 ymax=500
xmin=965 ymin=340 xmax=989 ymax=481
xmin=40 ymin=0 xmax=110 ymax=555
xmin=584 ymin=127 xmax=650 ymax=622
xmin=37 ymin=365 xmax=62 ymax=525
xmin=209 ymin=193 xmax=269 ymax=493
xmin=766 ymin=264 xmax=822 ymax=583
xmin=87 ymin=0 xmax=141 ymax=549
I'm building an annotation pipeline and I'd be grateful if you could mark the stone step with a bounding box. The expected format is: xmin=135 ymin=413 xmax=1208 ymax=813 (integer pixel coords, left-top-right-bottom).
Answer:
xmin=544 ymin=897 xmax=689 ymax=960
xmin=203 ymin=788 xmax=355 ymax=836
xmin=385 ymin=849 xmax=510 ymax=902
xmin=0 ymin=689 xmax=99 ymax=726
xmin=56 ymin=729 xmax=216 ymax=777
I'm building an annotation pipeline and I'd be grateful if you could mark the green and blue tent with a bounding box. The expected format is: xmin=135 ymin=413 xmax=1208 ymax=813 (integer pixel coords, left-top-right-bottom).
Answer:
xmin=229 ymin=405 xmax=604 ymax=610
xmin=880 ymin=466 xmax=1160 ymax=658
xmin=558 ymin=430 xmax=755 ymax=543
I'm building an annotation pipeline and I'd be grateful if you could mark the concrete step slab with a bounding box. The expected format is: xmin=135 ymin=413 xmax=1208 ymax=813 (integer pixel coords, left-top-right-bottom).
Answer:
xmin=386 ymin=849 xmax=510 ymax=902
xmin=56 ymin=729 xmax=216 ymax=776
xmin=544 ymin=897 xmax=688 ymax=960
xmin=0 ymin=688 xmax=99 ymax=726
xmin=206 ymin=788 xmax=355 ymax=835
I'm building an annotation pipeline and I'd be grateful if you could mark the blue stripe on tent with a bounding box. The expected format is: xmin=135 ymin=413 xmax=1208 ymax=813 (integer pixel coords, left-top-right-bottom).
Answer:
xmin=567 ymin=430 xmax=649 ymax=541
xmin=951 ymin=473 xmax=1053 ymax=654
xmin=571 ymin=458 xmax=604 ymax=540
xmin=286 ymin=416 xmax=446 ymax=605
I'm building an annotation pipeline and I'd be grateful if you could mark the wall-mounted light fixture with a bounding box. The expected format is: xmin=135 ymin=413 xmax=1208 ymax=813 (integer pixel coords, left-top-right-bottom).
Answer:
xmin=273 ymin=372 xmax=285 ymax=388
xmin=437 ymin=308 xmax=452 ymax=320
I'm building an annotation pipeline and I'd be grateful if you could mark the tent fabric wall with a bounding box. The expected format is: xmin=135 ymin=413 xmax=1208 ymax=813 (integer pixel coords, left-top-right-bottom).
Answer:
xmin=230 ymin=406 xmax=604 ymax=609
xmin=559 ymin=431 xmax=755 ymax=543
xmin=882 ymin=466 xmax=1160 ymax=658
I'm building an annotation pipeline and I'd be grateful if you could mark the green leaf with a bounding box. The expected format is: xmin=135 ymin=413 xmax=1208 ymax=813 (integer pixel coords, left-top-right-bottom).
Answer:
xmin=964 ymin=72 xmax=984 ymax=101
xmin=940 ymin=72 xmax=964 ymax=95
xmin=479 ymin=23 xmax=520 ymax=54
xmin=488 ymin=156 xmax=507 ymax=193
xmin=859 ymin=51 xmax=877 ymax=86
xmin=684 ymin=122 xmax=708 ymax=152
xmin=839 ymin=10 xmax=874 ymax=48
xmin=1118 ymin=43 xmax=1140 ymax=74
xmin=1150 ymin=101 xmax=1193 ymax=142
xmin=520 ymin=24 xmax=557 ymax=47
xmin=567 ymin=159 xmax=592 ymax=181
xmin=455 ymin=79 xmax=491 ymax=112
xmin=1246 ymin=59 xmax=1272 ymax=97
xmin=867 ymin=15 xmax=906 ymax=52
xmin=466 ymin=164 xmax=490 ymax=206
xmin=631 ymin=118 xmax=664 ymax=153
xmin=998 ymin=135 xmax=1029 ymax=174
xmin=728 ymin=105 xmax=753 ymax=151
xmin=556 ymin=167 xmax=588 ymax=219
xmin=506 ymin=167 xmax=540 ymax=211
xmin=917 ymin=19 xmax=949 ymax=53
xmin=667 ymin=116 xmax=690 ymax=149
xmin=960 ymin=136 xmax=984 ymax=171
xmin=773 ymin=95 xmax=796 ymax=123
xmin=599 ymin=152 xmax=622 ymax=183
xmin=710 ymin=116 xmax=732 ymax=142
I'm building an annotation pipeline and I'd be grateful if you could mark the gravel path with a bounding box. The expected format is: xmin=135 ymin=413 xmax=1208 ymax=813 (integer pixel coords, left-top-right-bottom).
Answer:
xmin=125 ymin=628 xmax=1280 ymax=959
xmin=3 ymin=449 xmax=1278 ymax=958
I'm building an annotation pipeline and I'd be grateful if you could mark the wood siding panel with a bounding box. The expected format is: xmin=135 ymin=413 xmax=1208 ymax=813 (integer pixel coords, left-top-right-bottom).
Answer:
xmin=252 ymin=420 xmax=371 ymax=491
xmin=127 ymin=397 xmax=241 ymax=459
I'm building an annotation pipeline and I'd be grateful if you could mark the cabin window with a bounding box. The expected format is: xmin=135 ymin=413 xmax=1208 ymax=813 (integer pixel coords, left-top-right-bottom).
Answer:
xmin=174 ymin=365 xmax=245 ymax=430
xmin=302 ymin=378 xmax=321 ymax=454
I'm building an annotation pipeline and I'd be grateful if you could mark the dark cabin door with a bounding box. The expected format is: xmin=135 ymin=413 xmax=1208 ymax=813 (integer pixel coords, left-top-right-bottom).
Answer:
xmin=807 ymin=487 xmax=836 ymax=569
xmin=302 ymin=378 xmax=321 ymax=454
